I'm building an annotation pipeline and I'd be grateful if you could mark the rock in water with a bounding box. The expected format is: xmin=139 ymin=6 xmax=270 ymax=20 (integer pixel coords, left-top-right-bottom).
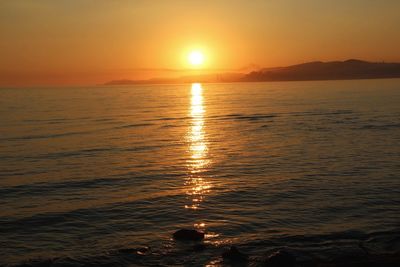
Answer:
xmin=263 ymin=250 xmax=296 ymax=267
xmin=173 ymin=229 xmax=205 ymax=241
xmin=222 ymin=246 xmax=249 ymax=263
xmin=118 ymin=246 xmax=150 ymax=255
xmin=193 ymin=243 xmax=207 ymax=251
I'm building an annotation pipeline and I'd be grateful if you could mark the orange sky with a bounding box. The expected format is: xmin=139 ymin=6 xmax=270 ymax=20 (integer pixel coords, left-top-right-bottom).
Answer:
xmin=1 ymin=1 xmax=400 ymax=86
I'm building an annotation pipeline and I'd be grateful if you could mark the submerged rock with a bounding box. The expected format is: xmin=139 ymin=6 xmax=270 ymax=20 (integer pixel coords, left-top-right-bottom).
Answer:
xmin=222 ymin=246 xmax=249 ymax=263
xmin=118 ymin=246 xmax=150 ymax=255
xmin=262 ymin=249 xmax=296 ymax=267
xmin=173 ymin=229 xmax=205 ymax=241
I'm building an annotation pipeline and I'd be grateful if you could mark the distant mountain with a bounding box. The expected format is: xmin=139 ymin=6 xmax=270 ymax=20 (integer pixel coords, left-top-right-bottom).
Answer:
xmin=104 ymin=60 xmax=400 ymax=85
xmin=242 ymin=59 xmax=400 ymax=82
xmin=104 ymin=72 xmax=244 ymax=85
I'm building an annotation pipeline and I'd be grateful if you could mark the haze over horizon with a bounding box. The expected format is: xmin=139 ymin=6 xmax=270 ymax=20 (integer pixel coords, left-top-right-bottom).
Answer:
xmin=1 ymin=0 xmax=400 ymax=86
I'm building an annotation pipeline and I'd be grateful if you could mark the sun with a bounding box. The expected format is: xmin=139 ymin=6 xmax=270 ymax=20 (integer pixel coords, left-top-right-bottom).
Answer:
xmin=188 ymin=51 xmax=204 ymax=66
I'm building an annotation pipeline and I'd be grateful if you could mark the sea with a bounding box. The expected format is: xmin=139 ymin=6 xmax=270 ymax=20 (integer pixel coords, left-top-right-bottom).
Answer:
xmin=0 ymin=79 xmax=399 ymax=266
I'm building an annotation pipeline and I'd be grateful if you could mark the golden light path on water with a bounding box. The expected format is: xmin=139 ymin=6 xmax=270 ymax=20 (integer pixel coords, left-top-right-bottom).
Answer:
xmin=185 ymin=83 xmax=211 ymax=213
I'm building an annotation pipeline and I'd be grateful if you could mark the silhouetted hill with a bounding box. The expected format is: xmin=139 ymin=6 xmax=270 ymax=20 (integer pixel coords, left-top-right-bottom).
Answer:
xmin=104 ymin=60 xmax=400 ymax=85
xmin=242 ymin=59 xmax=400 ymax=82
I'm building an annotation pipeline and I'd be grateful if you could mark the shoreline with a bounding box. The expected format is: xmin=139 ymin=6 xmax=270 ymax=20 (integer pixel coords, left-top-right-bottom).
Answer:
xmin=5 ymin=242 xmax=400 ymax=267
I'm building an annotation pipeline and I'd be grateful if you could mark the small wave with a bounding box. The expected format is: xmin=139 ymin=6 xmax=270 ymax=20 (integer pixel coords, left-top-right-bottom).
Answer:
xmin=289 ymin=109 xmax=353 ymax=117
xmin=0 ymin=176 xmax=131 ymax=199
xmin=1 ymin=122 xmax=155 ymax=142
xmin=211 ymin=113 xmax=277 ymax=122
xmin=1 ymin=131 xmax=92 ymax=141
xmin=360 ymin=123 xmax=400 ymax=130
xmin=159 ymin=124 xmax=182 ymax=128
xmin=149 ymin=116 xmax=191 ymax=121
xmin=114 ymin=123 xmax=154 ymax=129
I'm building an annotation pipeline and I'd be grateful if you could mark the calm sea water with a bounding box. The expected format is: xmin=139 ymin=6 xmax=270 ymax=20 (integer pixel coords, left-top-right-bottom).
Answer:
xmin=1 ymin=80 xmax=400 ymax=266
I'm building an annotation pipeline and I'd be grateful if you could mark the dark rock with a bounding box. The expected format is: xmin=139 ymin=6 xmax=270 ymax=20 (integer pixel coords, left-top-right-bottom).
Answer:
xmin=263 ymin=249 xmax=296 ymax=267
xmin=193 ymin=243 xmax=207 ymax=251
xmin=222 ymin=246 xmax=249 ymax=263
xmin=118 ymin=246 xmax=149 ymax=255
xmin=173 ymin=229 xmax=205 ymax=241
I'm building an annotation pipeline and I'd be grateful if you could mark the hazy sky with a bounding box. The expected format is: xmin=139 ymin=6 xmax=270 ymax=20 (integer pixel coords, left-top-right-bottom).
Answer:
xmin=1 ymin=0 xmax=400 ymax=86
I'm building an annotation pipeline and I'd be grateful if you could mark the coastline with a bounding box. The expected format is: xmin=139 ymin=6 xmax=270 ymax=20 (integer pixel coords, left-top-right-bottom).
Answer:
xmin=6 ymin=243 xmax=400 ymax=267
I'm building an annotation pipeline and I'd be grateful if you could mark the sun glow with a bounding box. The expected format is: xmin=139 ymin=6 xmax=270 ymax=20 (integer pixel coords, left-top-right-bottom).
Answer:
xmin=188 ymin=51 xmax=204 ymax=67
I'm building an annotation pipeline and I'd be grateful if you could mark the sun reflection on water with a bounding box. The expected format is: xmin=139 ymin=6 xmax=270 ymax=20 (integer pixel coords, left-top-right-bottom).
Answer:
xmin=185 ymin=83 xmax=211 ymax=211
